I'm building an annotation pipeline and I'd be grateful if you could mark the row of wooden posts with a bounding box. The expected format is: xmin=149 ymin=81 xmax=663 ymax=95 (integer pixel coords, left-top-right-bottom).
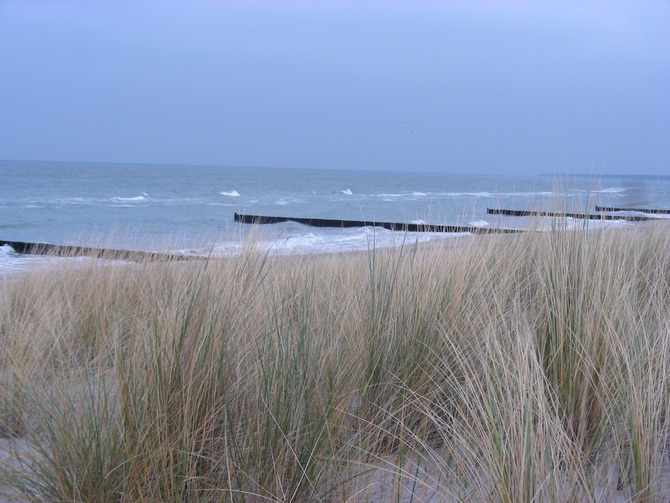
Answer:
xmin=2 ymin=206 xmax=665 ymax=262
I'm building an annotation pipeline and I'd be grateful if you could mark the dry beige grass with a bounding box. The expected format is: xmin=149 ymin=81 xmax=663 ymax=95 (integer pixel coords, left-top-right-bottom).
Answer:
xmin=0 ymin=222 xmax=669 ymax=502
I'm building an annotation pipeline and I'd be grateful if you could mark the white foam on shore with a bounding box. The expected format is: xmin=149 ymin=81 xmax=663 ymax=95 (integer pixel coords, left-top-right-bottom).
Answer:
xmin=528 ymin=216 xmax=636 ymax=232
xmin=608 ymin=211 xmax=670 ymax=219
xmin=205 ymin=227 xmax=467 ymax=258
xmin=1 ymin=216 xmax=659 ymax=277
xmin=0 ymin=253 xmax=86 ymax=277
xmin=0 ymin=245 xmax=27 ymax=275
xmin=0 ymin=245 xmax=134 ymax=277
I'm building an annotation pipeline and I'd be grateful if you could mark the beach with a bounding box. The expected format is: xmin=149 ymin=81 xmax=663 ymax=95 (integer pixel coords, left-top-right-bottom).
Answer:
xmin=2 ymin=0 xmax=669 ymax=499
xmin=1 ymin=223 xmax=669 ymax=501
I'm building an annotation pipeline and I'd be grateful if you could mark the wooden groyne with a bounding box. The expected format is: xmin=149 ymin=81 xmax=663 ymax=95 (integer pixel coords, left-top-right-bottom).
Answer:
xmin=486 ymin=209 xmax=655 ymax=222
xmin=234 ymin=213 xmax=524 ymax=234
xmin=0 ymin=240 xmax=194 ymax=262
xmin=595 ymin=206 xmax=670 ymax=215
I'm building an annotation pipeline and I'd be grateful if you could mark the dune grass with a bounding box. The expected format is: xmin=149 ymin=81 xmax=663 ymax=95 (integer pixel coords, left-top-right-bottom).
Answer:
xmin=1 ymin=221 xmax=669 ymax=502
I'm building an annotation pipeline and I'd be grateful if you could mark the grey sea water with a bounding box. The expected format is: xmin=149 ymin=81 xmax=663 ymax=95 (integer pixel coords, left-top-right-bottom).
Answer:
xmin=1 ymin=160 xmax=669 ymax=275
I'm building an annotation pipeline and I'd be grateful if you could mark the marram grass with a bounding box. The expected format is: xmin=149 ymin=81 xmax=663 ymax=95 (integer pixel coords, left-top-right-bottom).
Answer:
xmin=1 ymin=222 xmax=669 ymax=502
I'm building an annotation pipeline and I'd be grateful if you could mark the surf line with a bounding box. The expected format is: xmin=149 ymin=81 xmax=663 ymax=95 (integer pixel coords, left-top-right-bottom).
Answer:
xmin=594 ymin=206 xmax=670 ymax=215
xmin=487 ymin=209 xmax=656 ymax=222
xmin=0 ymin=240 xmax=196 ymax=262
xmin=234 ymin=213 xmax=524 ymax=234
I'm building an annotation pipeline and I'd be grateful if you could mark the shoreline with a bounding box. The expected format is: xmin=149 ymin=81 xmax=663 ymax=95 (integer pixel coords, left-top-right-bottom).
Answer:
xmin=3 ymin=215 xmax=664 ymax=278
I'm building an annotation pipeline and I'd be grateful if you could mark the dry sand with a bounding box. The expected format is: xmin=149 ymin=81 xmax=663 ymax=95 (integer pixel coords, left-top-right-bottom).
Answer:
xmin=3 ymin=438 xmax=669 ymax=501
xmin=0 ymin=438 xmax=29 ymax=503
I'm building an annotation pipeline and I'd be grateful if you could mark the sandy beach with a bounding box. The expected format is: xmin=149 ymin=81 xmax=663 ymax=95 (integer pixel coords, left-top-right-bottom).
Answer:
xmin=1 ymin=224 xmax=669 ymax=501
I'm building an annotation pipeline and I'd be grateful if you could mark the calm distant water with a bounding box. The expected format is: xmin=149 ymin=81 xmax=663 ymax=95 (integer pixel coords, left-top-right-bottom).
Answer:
xmin=1 ymin=160 xmax=669 ymax=275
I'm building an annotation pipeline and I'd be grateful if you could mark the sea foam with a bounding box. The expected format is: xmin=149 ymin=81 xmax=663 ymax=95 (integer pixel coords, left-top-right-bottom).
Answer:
xmin=595 ymin=187 xmax=626 ymax=194
xmin=111 ymin=193 xmax=148 ymax=202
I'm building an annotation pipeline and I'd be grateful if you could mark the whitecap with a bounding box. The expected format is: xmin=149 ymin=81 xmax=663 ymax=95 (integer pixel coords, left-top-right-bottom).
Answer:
xmin=373 ymin=192 xmax=427 ymax=198
xmin=52 ymin=197 xmax=92 ymax=205
xmin=111 ymin=194 xmax=148 ymax=202
xmin=220 ymin=190 xmax=241 ymax=197
xmin=341 ymin=189 xmax=353 ymax=195
xmin=0 ymin=244 xmax=16 ymax=255
xmin=435 ymin=191 xmax=552 ymax=198
xmin=595 ymin=187 xmax=626 ymax=194
xmin=440 ymin=192 xmax=494 ymax=198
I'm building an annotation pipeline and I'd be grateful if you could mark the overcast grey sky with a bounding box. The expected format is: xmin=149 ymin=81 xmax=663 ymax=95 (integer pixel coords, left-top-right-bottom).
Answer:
xmin=0 ymin=1 xmax=668 ymax=175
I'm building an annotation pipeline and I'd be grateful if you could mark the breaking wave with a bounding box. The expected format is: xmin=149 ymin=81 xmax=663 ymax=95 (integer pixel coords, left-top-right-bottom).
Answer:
xmin=111 ymin=193 xmax=149 ymax=202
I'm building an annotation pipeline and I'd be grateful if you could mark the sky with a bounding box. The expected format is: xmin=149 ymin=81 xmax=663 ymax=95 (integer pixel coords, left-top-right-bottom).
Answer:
xmin=0 ymin=1 xmax=668 ymax=176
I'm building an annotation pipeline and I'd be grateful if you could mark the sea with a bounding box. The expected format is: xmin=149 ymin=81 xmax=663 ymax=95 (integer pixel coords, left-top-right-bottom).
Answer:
xmin=1 ymin=160 xmax=669 ymax=276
